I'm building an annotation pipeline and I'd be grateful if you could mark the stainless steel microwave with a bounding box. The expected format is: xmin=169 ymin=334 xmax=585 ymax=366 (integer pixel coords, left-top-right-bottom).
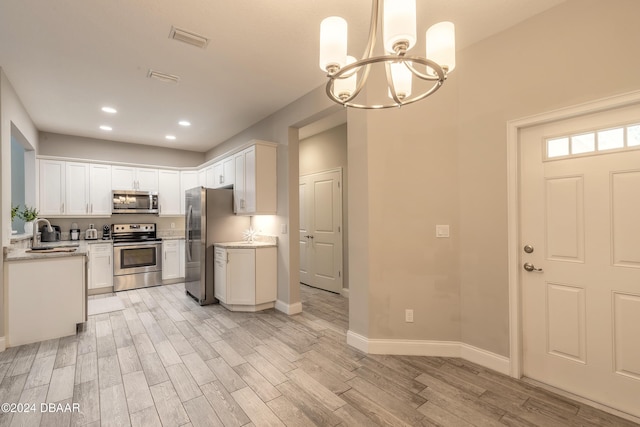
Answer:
xmin=112 ymin=190 xmax=159 ymax=214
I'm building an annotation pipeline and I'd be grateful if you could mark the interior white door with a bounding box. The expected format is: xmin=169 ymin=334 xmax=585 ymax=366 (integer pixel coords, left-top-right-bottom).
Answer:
xmin=299 ymin=169 xmax=343 ymax=293
xmin=520 ymin=104 xmax=640 ymax=418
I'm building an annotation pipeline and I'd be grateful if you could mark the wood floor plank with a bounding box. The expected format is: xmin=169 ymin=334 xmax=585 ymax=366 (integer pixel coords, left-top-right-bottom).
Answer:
xmin=97 ymin=354 xmax=122 ymax=390
xmin=165 ymin=363 xmax=202 ymax=402
xmin=132 ymin=333 xmax=155 ymax=356
xmin=99 ymin=383 xmax=131 ymax=427
xmin=275 ymin=380 xmax=343 ymax=426
xmin=180 ymin=352 xmax=217 ymax=386
xmin=183 ymin=395 xmax=225 ymax=427
xmin=233 ymin=362 xmax=281 ymax=402
xmin=266 ymin=395 xmax=318 ymax=427
xmin=346 ymin=376 xmax=425 ymax=426
xmin=149 ymin=380 xmax=190 ymax=426
xmin=12 ymin=384 xmax=48 ymax=427
xmin=129 ymin=405 xmax=163 ymax=427
xmin=24 ymin=354 xmax=55 ymax=389
xmin=122 ymin=370 xmax=154 ymax=414
xmin=71 ymin=379 xmax=100 ymax=426
xmin=47 ymin=365 xmax=76 ymax=403
xmin=200 ymin=380 xmax=251 ymax=427
xmin=74 ymin=352 xmax=98 ymax=385
xmin=244 ymin=352 xmax=288 ymax=386
xmin=210 ymin=340 xmax=246 ymax=367
xmin=338 ymin=388 xmax=411 ymax=427
xmin=286 ymin=368 xmax=346 ymax=411
xmin=138 ymin=352 xmax=170 ymax=386
xmin=230 ymin=386 xmax=284 ymax=427
xmin=206 ymin=357 xmax=247 ymax=393
xmin=117 ymin=345 xmax=143 ymax=375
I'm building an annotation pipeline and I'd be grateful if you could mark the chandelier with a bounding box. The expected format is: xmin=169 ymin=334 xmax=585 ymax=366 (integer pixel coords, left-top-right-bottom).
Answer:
xmin=319 ymin=0 xmax=455 ymax=109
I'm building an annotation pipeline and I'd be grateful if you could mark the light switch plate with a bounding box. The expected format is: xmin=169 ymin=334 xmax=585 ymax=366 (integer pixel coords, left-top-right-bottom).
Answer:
xmin=436 ymin=225 xmax=450 ymax=238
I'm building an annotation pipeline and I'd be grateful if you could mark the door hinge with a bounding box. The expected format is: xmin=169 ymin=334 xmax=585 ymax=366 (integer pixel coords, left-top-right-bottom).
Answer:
xmin=338 ymin=270 xmax=341 ymax=277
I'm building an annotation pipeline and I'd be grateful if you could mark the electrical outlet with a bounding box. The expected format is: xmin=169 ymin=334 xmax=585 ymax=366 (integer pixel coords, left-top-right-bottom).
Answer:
xmin=405 ymin=309 xmax=414 ymax=323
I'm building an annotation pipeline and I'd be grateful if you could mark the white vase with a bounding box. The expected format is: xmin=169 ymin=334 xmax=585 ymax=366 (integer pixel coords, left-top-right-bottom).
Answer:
xmin=23 ymin=221 xmax=34 ymax=235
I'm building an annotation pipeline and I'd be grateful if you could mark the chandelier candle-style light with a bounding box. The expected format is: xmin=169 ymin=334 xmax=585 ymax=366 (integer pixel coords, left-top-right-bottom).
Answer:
xmin=319 ymin=0 xmax=456 ymax=109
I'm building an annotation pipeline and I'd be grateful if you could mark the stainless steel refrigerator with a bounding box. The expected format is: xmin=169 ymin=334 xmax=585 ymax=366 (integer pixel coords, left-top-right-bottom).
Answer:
xmin=185 ymin=187 xmax=249 ymax=305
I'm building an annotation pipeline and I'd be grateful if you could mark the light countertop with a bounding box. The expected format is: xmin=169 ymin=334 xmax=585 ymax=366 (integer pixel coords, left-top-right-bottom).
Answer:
xmin=214 ymin=241 xmax=277 ymax=249
xmin=5 ymin=242 xmax=89 ymax=261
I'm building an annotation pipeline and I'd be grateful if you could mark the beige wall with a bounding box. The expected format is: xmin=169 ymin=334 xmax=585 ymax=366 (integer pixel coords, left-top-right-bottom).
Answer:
xmin=456 ymin=0 xmax=640 ymax=356
xmin=39 ymin=132 xmax=204 ymax=168
xmin=299 ymin=124 xmax=350 ymax=290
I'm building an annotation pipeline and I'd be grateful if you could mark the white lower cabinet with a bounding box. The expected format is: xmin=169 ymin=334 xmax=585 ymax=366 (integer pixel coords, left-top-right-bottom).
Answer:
xmin=179 ymin=239 xmax=185 ymax=277
xmin=6 ymin=256 xmax=86 ymax=346
xmin=213 ymin=245 xmax=277 ymax=311
xmin=88 ymin=243 xmax=113 ymax=290
xmin=162 ymin=240 xmax=182 ymax=282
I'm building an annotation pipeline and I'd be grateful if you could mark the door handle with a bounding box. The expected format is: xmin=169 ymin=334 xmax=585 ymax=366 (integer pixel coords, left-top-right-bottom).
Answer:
xmin=523 ymin=262 xmax=543 ymax=272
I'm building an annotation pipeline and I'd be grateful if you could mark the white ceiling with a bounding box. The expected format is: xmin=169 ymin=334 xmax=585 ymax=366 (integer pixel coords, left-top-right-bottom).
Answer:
xmin=0 ymin=0 xmax=565 ymax=153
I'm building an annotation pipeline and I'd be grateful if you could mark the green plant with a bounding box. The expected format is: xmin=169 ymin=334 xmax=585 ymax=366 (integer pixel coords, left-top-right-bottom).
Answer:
xmin=11 ymin=205 xmax=19 ymax=222
xmin=19 ymin=205 xmax=39 ymax=222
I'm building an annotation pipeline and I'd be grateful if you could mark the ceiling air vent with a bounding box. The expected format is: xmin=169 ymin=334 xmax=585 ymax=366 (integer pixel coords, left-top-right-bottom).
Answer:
xmin=169 ymin=26 xmax=209 ymax=49
xmin=147 ymin=70 xmax=180 ymax=84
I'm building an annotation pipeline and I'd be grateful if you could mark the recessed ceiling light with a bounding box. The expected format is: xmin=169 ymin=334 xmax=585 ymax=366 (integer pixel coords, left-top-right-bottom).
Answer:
xmin=178 ymin=120 xmax=191 ymax=127
xmin=101 ymin=106 xmax=117 ymax=114
xmin=99 ymin=125 xmax=112 ymax=131
xmin=166 ymin=135 xmax=176 ymax=140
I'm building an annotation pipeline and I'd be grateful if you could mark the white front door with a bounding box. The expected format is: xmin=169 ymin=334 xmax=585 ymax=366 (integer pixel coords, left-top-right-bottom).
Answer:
xmin=299 ymin=169 xmax=343 ymax=293
xmin=520 ymin=103 xmax=640 ymax=418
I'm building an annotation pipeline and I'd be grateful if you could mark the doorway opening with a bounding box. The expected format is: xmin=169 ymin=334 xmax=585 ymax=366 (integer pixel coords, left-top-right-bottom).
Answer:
xmin=298 ymin=115 xmax=349 ymax=301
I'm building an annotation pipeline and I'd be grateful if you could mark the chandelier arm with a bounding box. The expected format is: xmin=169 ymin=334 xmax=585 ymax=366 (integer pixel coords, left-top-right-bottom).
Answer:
xmin=403 ymin=59 xmax=445 ymax=82
xmin=362 ymin=0 xmax=379 ymax=61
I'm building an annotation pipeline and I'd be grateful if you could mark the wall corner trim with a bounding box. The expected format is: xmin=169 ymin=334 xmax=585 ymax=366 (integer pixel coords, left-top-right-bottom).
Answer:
xmin=346 ymin=331 xmax=510 ymax=375
xmin=275 ymin=300 xmax=302 ymax=315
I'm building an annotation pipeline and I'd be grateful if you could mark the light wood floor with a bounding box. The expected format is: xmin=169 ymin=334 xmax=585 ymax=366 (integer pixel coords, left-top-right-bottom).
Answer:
xmin=0 ymin=283 xmax=637 ymax=426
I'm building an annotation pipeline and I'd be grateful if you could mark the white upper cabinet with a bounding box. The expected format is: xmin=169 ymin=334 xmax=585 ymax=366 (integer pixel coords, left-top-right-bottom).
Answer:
xmin=204 ymin=165 xmax=215 ymax=188
xmin=112 ymin=166 xmax=158 ymax=192
xmin=234 ymin=142 xmax=277 ymax=215
xmin=65 ymin=162 xmax=90 ymax=215
xmin=39 ymin=160 xmax=111 ymax=216
xmin=158 ymin=169 xmax=181 ymax=215
xmin=198 ymin=168 xmax=207 ymax=187
xmin=89 ymin=164 xmax=112 ymax=215
xmin=39 ymin=160 xmax=66 ymax=216
xmin=180 ymin=171 xmax=199 ymax=214
xmin=212 ymin=157 xmax=235 ymax=189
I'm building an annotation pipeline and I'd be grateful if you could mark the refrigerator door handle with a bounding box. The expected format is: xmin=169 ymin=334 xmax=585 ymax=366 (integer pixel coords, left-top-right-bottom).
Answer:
xmin=186 ymin=204 xmax=193 ymax=262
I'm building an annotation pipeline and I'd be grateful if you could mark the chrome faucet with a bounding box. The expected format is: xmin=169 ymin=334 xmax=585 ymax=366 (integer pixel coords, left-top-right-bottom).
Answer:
xmin=33 ymin=218 xmax=53 ymax=246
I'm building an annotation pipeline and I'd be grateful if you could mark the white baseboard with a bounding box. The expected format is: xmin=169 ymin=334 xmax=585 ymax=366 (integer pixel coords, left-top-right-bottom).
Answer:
xmin=347 ymin=331 xmax=510 ymax=375
xmin=341 ymin=288 xmax=349 ymax=298
xmin=0 ymin=336 xmax=5 ymax=352
xmin=275 ymin=300 xmax=302 ymax=315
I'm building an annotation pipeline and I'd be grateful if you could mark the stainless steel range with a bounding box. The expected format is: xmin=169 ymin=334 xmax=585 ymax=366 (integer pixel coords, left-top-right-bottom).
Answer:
xmin=112 ymin=223 xmax=162 ymax=291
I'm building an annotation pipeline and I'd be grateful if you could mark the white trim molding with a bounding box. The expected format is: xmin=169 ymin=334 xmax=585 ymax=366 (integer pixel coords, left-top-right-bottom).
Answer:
xmin=275 ymin=300 xmax=302 ymax=315
xmin=341 ymin=288 xmax=349 ymax=298
xmin=347 ymin=331 xmax=510 ymax=375
xmin=506 ymin=90 xmax=640 ymax=379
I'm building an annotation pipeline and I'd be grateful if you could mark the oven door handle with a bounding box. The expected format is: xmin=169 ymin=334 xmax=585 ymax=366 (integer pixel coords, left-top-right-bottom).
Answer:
xmin=186 ymin=204 xmax=193 ymax=262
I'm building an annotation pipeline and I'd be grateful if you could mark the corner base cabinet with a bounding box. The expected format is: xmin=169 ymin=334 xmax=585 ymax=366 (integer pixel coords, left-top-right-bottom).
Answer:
xmin=5 ymin=256 xmax=86 ymax=347
xmin=214 ymin=245 xmax=277 ymax=312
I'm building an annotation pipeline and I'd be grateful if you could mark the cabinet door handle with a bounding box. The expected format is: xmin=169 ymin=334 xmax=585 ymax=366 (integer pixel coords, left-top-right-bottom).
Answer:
xmin=86 ymin=203 xmax=89 ymax=213
xmin=90 ymin=203 xmax=93 ymax=213
xmin=219 ymin=175 xmax=223 ymax=184
xmin=61 ymin=202 xmax=65 ymax=213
